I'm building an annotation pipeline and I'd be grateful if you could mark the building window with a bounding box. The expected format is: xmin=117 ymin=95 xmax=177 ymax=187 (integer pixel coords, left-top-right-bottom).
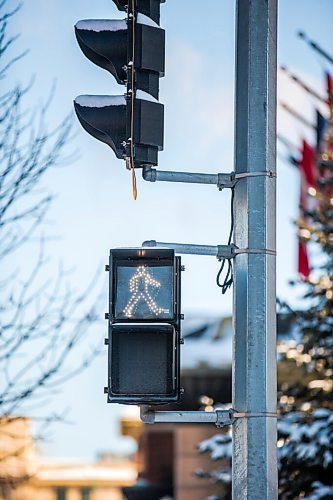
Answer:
xmin=81 ymin=488 xmax=90 ymax=500
xmin=56 ymin=488 xmax=66 ymax=500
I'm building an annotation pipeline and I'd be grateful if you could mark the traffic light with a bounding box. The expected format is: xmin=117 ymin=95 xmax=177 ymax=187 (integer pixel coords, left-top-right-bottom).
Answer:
xmin=105 ymin=248 xmax=182 ymax=404
xmin=74 ymin=0 xmax=165 ymax=169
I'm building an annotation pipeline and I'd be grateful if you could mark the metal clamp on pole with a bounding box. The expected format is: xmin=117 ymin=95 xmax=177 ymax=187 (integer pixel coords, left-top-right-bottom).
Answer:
xmin=216 ymin=409 xmax=236 ymax=427
xmin=142 ymin=166 xmax=235 ymax=190
xmin=233 ymin=247 xmax=277 ymax=256
xmin=234 ymin=171 xmax=276 ymax=180
xmin=142 ymin=240 xmax=236 ymax=259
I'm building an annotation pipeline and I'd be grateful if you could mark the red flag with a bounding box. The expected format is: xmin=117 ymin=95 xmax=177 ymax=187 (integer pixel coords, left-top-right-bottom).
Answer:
xmin=298 ymin=140 xmax=316 ymax=188
xmin=298 ymin=241 xmax=310 ymax=278
xmin=297 ymin=140 xmax=315 ymax=278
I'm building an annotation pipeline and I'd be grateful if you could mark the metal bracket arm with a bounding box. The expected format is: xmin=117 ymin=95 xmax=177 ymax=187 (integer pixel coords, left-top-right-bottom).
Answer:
xmin=140 ymin=406 xmax=235 ymax=427
xmin=139 ymin=407 xmax=277 ymax=427
xmin=142 ymin=167 xmax=276 ymax=190
xmin=142 ymin=240 xmax=236 ymax=259
xmin=142 ymin=166 xmax=235 ymax=190
xmin=142 ymin=241 xmax=276 ymax=259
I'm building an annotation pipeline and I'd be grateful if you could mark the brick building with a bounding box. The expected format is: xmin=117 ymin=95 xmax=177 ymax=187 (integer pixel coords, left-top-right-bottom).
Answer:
xmin=0 ymin=418 xmax=137 ymax=500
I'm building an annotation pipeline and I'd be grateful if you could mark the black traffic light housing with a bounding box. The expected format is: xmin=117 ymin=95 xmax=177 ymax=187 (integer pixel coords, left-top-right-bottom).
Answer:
xmin=74 ymin=94 xmax=163 ymax=164
xmin=74 ymin=0 xmax=165 ymax=168
xmin=74 ymin=17 xmax=165 ymax=96
xmin=106 ymin=248 xmax=182 ymax=404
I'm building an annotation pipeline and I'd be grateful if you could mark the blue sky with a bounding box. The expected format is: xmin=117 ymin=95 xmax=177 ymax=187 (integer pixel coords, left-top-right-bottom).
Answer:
xmin=6 ymin=0 xmax=333 ymax=459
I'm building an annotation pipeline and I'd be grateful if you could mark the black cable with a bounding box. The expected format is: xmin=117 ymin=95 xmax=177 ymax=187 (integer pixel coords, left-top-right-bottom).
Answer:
xmin=216 ymin=187 xmax=235 ymax=294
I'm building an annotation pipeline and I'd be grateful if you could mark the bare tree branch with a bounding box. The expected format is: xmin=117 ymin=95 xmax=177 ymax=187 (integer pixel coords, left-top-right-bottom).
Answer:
xmin=0 ymin=1 xmax=103 ymax=481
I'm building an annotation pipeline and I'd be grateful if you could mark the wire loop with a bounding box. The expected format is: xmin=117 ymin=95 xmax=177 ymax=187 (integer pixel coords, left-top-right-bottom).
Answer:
xmin=216 ymin=188 xmax=235 ymax=293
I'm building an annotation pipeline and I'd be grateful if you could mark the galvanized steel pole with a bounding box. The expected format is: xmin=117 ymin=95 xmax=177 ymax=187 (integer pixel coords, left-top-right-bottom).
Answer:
xmin=233 ymin=0 xmax=278 ymax=498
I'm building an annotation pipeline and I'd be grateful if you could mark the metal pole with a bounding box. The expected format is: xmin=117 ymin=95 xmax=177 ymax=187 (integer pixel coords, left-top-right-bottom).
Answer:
xmin=233 ymin=0 xmax=277 ymax=498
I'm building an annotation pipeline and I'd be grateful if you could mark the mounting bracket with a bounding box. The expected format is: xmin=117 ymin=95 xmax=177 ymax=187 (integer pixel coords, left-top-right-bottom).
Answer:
xmin=142 ymin=166 xmax=235 ymax=190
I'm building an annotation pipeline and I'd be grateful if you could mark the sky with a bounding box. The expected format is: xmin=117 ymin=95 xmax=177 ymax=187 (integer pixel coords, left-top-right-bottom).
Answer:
xmin=5 ymin=0 xmax=333 ymax=460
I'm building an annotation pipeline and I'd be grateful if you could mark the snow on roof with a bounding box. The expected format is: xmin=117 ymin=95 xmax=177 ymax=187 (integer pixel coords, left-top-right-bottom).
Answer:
xmin=36 ymin=463 xmax=137 ymax=483
xmin=74 ymin=95 xmax=126 ymax=108
xmin=33 ymin=458 xmax=137 ymax=485
xmin=75 ymin=19 xmax=126 ymax=32
xmin=181 ymin=317 xmax=232 ymax=370
xmin=182 ymin=318 xmax=215 ymax=338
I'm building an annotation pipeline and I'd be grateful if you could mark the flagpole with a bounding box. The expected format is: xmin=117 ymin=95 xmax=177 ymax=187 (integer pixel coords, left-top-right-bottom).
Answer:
xmin=298 ymin=31 xmax=333 ymax=66
xmin=280 ymin=101 xmax=316 ymax=130
xmin=280 ymin=66 xmax=327 ymax=104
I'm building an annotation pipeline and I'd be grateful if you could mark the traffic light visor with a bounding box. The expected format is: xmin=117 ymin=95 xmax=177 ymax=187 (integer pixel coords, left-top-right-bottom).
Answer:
xmin=74 ymin=95 xmax=126 ymax=157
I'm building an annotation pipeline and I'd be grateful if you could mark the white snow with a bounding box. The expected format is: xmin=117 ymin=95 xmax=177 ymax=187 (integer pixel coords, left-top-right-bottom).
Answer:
xmin=296 ymin=442 xmax=318 ymax=460
xmin=313 ymin=408 xmax=331 ymax=418
xmin=318 ymin=431 xmax=330 ymax=447
xmin=75 ymin=19 xmax=126 ymax=32
xmin=211 ymin=471 xmax=232 ymax=484
xmin=197 ymin=400 xmax=333 ymax=495
xmin=182 ymin=317 xmax=218 ymax=338
xmin=277 ymin=408 xmax=333 ymax=476
xmin=137 ymin=13 xmax=160 ymax=29
xmin=181 ymin=318 xmax=232 ymax=369
xmin=136 ymin=90 xmax=159 ymax=103
xmin=75 ymin=95 xmax=126 ymax=108
xmin=323 ymin=450 xmax=333 ymax=467
xmin=304 ymin=482 xmax=333 ymax=499
xmin=198 ymin=430 xmax=233 ymax=461
xmin=181 ymin=336 xmax=232 ymax=369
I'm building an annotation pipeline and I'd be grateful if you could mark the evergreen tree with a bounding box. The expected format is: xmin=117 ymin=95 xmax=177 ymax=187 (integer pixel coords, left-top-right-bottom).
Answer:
xmin=277 ymin=76 xmax=333 ymax=500
xmin=197 ymin=72 xmax=333 ymax=500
